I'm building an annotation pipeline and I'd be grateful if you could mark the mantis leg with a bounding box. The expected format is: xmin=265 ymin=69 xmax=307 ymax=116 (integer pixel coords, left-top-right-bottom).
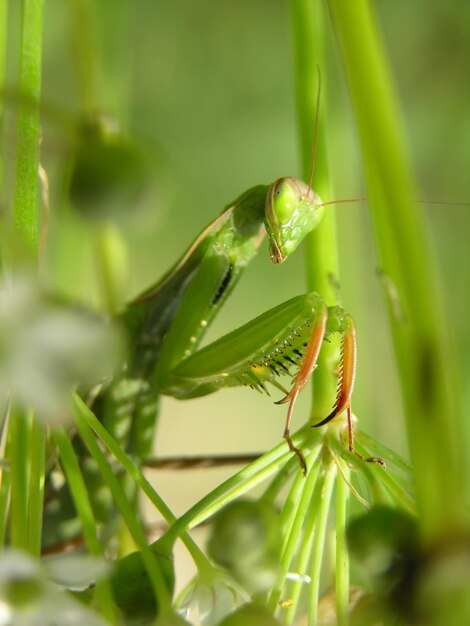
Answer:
xmin=313 ymin=308 xmax=357 ymax=429
xmin=309 ymin=310 xmax=384 ymax=466
xmin=275 ymin=305 xmax=328 ymax=472
xmin=161 ymin=293 xmax=329 ymax=472
xmin=162 ymin=293 xmax=327 ymax=397
xmin=312 ymin=307 xmax=357 ymax=456
xmin=275 ymin=305 xmax=357 ymax=470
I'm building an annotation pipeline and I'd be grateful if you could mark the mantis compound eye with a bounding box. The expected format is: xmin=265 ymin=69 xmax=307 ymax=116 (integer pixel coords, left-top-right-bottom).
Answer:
xmin=271 ymin=179 xmax=297 ymax=223
xmin=265 ymin=177 xmax=324 ymax=264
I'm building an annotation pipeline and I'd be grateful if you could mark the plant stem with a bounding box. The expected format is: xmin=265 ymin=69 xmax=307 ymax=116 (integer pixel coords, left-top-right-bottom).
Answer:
xmin=283 ymin=476 xmax=321 ymax=624
xmin=269 ymin=449 xmax=322 ymax=612
xmin=327 ymin=0 xmax=466 ymax=541
xmin=335 ymin=463 xmax=350 ymax=626
xmin=0 ymin=0 xmax=8 ymax=200
xmin=13 ymin=0 xmax=44 ymax=258
xmin=94 ymin=223 xmax=129 ymax=315
xmin=308 ymin=460 xmax=336 ymax=626
xmin=27 ymin=416 xmax=45 ymax=556
xmin=290 ymin=0 xmax=341 ymax=420
xmin=9 ymin=409 xmax=30 ymax=551
xmin=163 ymin=428 xmax=316 ymax=545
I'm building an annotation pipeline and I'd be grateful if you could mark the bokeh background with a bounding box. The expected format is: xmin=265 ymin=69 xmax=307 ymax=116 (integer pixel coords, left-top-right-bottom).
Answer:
xmin=3 ymin=0 xmax=469 ymax=580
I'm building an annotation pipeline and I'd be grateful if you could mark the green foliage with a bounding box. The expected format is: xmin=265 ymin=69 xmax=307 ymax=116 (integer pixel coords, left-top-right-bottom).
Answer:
xmin=0 ymin=1 xmax=469 ymax=625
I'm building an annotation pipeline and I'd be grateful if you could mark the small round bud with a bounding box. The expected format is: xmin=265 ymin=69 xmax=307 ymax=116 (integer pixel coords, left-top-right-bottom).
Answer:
xmin=208 ymin=499 xmax=281 ymax=594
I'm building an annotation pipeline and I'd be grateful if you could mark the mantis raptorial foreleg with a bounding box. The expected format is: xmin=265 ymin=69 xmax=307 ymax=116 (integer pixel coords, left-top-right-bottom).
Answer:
xmin=156 ymin=294 xmax=356 ymax=472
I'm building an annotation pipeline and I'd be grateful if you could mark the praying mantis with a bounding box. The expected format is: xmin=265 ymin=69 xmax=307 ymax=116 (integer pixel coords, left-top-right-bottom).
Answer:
xmin=89 ymin=76 xmax=362 ymax=478
xmin=103 ymin=157 xmax=357 ymax=475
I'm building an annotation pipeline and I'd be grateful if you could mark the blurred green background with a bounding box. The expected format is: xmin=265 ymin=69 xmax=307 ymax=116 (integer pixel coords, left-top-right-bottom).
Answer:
xmin=4 ymin=1 xmax=469 ymax=516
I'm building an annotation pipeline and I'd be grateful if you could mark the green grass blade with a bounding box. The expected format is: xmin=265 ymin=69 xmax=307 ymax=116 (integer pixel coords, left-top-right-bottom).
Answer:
xmin=13 ymin=0 xmax=44 ymax=257
xmin=0 ymin=413 xmax=11 ymax=549
xmin=27 ymin=416 xmax=45 ymax=555
xmin=73 ymin=403 xmax=172 ymax=612
xmin=71 ymin=393 xmax=209 ymax=572
xmin=53 ymin=426 xmax=117 ymax=623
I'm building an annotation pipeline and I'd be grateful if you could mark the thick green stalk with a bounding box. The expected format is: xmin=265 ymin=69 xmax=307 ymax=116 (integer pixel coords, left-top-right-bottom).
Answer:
xmin=290 ymin=0 xmax=341 ymax=420
xmin=327 ymin=0 xmax=466 ymax=539
xmin=13 ymin=0 xmax=44 ymax=257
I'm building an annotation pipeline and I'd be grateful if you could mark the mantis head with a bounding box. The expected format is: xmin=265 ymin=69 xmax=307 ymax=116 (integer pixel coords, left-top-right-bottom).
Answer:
xmin=265 ymin=177 xmax=325 ymax=264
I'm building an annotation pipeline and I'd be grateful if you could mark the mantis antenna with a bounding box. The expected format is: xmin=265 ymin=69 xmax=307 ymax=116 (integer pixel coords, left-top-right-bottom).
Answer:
xmin=317 ymin=198 xmax=470 ymax=209
xmin=307 ymin=74 xmax=469 ymax=212
xmin=318 ymin=198 xmax=368 ymax=209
